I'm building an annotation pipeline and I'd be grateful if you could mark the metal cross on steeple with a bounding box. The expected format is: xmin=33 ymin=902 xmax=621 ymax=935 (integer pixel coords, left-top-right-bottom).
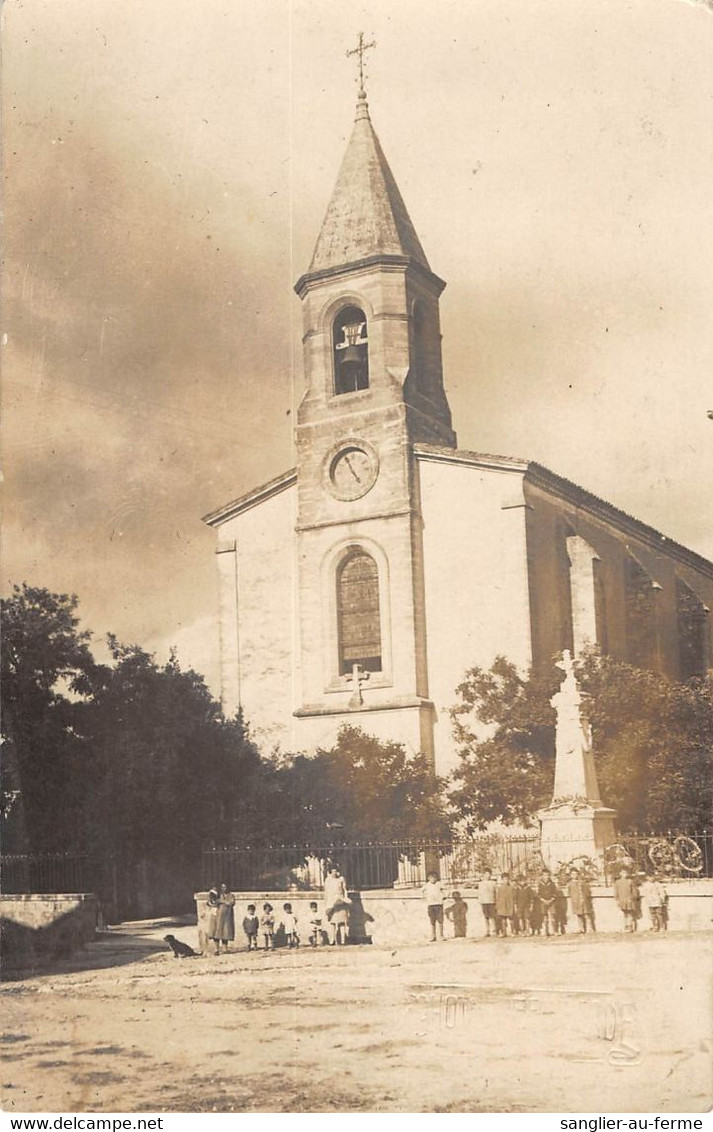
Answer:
xmin=347 ymin=32 xmax=376 ymax=98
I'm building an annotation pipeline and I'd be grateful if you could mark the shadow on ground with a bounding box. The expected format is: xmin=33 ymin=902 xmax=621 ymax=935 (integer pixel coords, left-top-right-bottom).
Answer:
xmin=2 ymin=916 xmax=195 ymax=981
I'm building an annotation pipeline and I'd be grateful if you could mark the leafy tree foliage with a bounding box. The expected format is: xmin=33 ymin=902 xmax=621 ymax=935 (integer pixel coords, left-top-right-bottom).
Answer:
xmin=1 ymin=585 xmax=261 ymax=915
xmin=82 ymin=640 xmax=261 ymax=915
xmin=576 ymin=651 xmax=712 ymax=832
xmin=449 ymin=656 xmax=559 ymax=829
xmin=245 ymin=726 xmax=451 ymax=846
xmin=449 ymin=651 xmax=712 ymax=832
xmin=1 ymin=584 xmax=96 ymax=851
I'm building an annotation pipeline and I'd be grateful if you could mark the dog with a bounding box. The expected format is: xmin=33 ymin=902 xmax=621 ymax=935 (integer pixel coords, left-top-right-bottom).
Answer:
xmin=163 ymin=933 xmax=199 ymax=958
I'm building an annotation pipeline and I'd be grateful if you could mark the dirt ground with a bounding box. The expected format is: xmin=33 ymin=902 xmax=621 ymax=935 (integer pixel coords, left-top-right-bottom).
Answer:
xmin=1 ymin=918 xmax=711 ymax=1114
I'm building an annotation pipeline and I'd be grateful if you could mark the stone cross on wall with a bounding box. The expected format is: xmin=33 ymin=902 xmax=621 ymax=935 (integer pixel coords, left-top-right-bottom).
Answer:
xmin=348 ymin=662 xmax=370 ymax=709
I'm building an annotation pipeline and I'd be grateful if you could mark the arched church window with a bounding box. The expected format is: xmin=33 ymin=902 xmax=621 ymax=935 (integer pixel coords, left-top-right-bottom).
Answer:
xmin=337 ymin=550 xmax=382 ymax=675
xmin=333 ymin=306 xmax=369 ymax=395
xmin=676 ymin=578 xmax=708 ymax=680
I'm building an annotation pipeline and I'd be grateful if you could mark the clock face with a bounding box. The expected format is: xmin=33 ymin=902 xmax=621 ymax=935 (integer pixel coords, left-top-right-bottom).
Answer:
xmin=328 ymin=444 xmax=378 ymax=500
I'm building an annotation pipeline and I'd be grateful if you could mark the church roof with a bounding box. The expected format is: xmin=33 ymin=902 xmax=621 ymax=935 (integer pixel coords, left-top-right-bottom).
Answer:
xmin=307 ymin=94 xmax=431 ymax=275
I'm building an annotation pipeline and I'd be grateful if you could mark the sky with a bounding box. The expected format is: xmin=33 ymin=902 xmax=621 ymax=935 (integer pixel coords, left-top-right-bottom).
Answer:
xmin=3 ymin=0 xmax=713 ymax=695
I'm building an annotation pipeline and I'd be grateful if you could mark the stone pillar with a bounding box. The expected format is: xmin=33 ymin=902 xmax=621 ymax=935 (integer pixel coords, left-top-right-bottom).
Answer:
xmin=216 ymin=541 xmax=241 ymax=718
xmin=538 ymin=650 xmax=616 ymax=869
xmin=566 ymin=535 xmax=598 ymax=658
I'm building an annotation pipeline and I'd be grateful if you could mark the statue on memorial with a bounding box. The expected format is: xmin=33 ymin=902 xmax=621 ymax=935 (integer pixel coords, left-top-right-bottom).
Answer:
xmin=550 ymin=650 xmax=601 ymax=806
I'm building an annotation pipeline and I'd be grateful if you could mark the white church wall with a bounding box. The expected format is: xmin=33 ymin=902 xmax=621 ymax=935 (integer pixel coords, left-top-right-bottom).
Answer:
xmin=215 ymin=483 xmax=298 ymax=755
xmin=292 ymin=704 xmax=429 ymax=766
xmin=418 ymin=456 xmax=533 ymax=777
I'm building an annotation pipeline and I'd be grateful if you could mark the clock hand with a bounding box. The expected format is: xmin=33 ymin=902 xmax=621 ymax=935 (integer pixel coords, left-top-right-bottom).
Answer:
xmin=344 ymin=455 xmax=361 ymax=482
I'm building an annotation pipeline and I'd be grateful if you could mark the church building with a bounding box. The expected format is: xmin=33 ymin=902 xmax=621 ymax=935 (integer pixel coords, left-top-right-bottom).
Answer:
xmin=204 ymin=80 xmax=713 ymax=777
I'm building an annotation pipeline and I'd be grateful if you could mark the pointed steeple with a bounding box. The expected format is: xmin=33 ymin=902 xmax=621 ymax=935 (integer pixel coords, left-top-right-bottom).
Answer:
xmin=308 ymin=93 xmax=431 ymax=274
xmin=294 ymin=70 xmax=455 ymax=451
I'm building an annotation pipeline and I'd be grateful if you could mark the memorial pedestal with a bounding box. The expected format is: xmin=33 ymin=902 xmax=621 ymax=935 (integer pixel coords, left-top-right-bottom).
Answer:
xmin=538 ymin=801 xmax=617 ymax=870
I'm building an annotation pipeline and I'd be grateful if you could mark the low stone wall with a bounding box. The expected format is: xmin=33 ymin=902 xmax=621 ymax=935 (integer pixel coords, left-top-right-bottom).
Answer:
xmin=195 ymin=880 xmax=712 ymax=949
xmin=1 ymin=893 xmax=98 ymax=972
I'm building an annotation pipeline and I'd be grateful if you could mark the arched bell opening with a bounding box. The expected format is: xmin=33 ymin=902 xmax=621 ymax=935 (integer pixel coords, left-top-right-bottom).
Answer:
xmin=333 ymin=305 xmax=369 ymax=395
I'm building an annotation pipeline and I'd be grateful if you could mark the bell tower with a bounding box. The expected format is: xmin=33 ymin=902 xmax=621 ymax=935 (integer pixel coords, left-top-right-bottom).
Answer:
xmin=292 ymin=44 xmax=455 ymax=761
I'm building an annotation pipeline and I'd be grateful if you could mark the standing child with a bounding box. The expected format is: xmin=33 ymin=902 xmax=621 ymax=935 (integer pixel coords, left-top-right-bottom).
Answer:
xmin=613 ymin=869 xmax=637 ymax=932
xmin=553 ymin=882 xmax=568 ymax=935
xmin=260 ymin=902 xmax=276 ymax=950
xmin=538 ymin=871 xmax=557 ymax=937
xmin=445 ymin=891 xmax=468 ymax=938
xmin=513 ymin=877 xmax=531 ymax=936
xmin=477 ymin=869 xmax=497 ymax=937
xmin=567 ymin=868 xmax=595 ymax=933
xmin=307 ymin=901 xmax=324 ymax=947
xmin=527 ymin=881 xmax=543 ymax=935
xmin=422 ymin=872 xmax=445 ymax=942
xmin=495 ymin=873 xmax=515 ymax=936
xmin=281 ymin=903 xmax=299 ymax=948
xmin=640 ymin=876 xmax=667 ymax=931
xmin=242 ymin=903 xmax=259 ymax=950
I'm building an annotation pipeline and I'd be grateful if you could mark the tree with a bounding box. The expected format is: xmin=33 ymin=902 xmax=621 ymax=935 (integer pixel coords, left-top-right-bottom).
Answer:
xmin=82 ymin=639 xmax=261 ymax=916
xmin=449 ymin=652 xmax=712 ymax=832
xmin=1 ymin=584 xmax=263 ymax=916
xmin=249 ymin=726 xmax=451 ymax=846
xmin=448 ymin=656 xmax=559 ymax=829
xmin=576 ymin=651 xmax=712 ymax=832
xmin=1 ymin=584 xmax=96 ymax=852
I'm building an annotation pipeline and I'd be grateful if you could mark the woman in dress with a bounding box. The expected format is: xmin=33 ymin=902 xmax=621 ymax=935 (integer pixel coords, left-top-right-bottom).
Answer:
xmin=323 ymin=867 xmax=351 ymax=945
xmin=214 ymin=882 xmax=236 ymax=953
xmin=206 ymin=884 xmax=220 ymax=953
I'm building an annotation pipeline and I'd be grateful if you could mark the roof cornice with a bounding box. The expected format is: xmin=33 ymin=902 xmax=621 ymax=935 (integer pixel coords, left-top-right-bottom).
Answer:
xmin=294 ymin=254 xmax=446 ymax=299
xmin=413 ymin=443 xmax=530 ymax=474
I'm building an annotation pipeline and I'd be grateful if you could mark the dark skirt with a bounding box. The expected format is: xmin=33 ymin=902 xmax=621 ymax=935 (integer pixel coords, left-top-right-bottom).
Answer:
xmin=214 ymin=903 xmax=235 ymax=941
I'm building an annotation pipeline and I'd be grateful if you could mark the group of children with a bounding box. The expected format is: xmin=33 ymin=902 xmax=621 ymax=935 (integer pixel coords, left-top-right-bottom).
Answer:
xmin=476 ymin=868 xmax=578 ymax=937
xmin=211 ymin=865 xmax=670 ymax=953
xmin=239 ymin=900 xmax=334 ymax=951
xmin=614 ymin=869 xmax=669 ymax=932
xmin=424 ymin=866 xmax=669 ymax=940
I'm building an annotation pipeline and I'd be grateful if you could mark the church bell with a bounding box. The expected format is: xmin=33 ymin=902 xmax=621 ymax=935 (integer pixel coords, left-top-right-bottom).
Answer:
xmin=339 ymin=345 xmax=362 ymax=366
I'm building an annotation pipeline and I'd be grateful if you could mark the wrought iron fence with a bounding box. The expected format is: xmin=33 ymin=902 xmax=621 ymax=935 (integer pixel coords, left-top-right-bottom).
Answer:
xmin=4 ymin=831 xmax=708 ymax=908
xmin=1 ymin=852 xmax=93 ymax=894
xmin=201 ymin=835 xmax=543 ymax=892
xmin=601 ymin=831 xmax=712 ymax=883
xmin=202 ymin=830 xmax=713 ymax=892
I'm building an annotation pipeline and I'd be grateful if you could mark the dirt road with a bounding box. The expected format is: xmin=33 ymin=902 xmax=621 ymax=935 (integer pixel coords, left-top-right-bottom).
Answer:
xmin=1 ymin=921 xmax=711 ymax=1113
